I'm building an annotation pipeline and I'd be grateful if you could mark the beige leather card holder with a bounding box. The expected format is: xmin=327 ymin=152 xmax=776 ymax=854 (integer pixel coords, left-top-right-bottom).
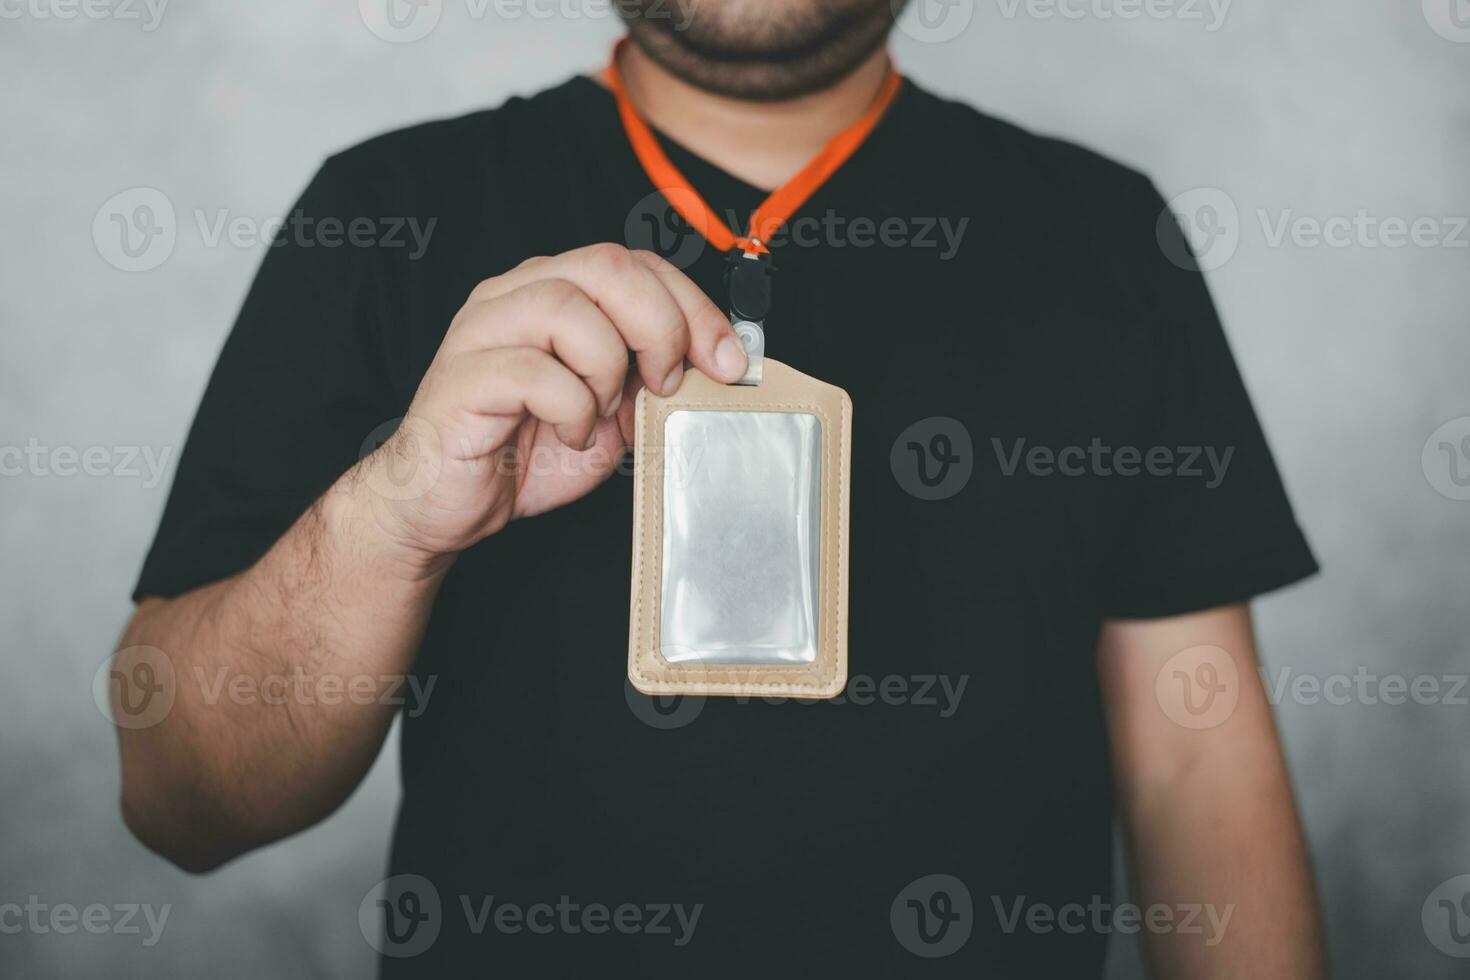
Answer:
xmin=628 ymin=359 xmax=852 ymax=699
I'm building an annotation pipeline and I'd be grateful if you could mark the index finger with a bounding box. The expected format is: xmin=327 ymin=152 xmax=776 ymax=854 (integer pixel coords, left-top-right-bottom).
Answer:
xmin=628 ymin=249 xmax=749 ymax=387
xmin=473 ymin=244 xmax=747 ymax=393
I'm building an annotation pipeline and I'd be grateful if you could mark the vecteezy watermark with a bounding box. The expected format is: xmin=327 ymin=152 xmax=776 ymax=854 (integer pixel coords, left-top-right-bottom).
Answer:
xmin=891 ymin=417 xmax=975 ymax=501
xmin=1422 ymin=416 xmax=1470 ymax=501
xmin=992 ymin=0 xmax=1232 ymax=31
xmin=732 ymin=673 xmax=970 ymax=715
xmin=93 ymin=186 xmax=438 ymax=272
xmin=893 ymin=0 xmax=976 ymax=44
xmin=891 ymin=874 xmax=973 ymax=958
xmin=93 ymin=647 xmax=438 ymax=729
xmin=192 ymin=667 xmax=437 ymax=718
xmin=356 ymin=415 xmax=724 ymax=505
xmin=991 ymin=895 xmax=1234 ymax=946
xmin=1257 ymin=209 xmax=1469 ymax=251
xmin=359 ymin=0 xmax=442 ymax=42
xmin=1422 ymin=0 xmax=1470 ymax=43
xmin=483 ymin=0 xmax=697 ymax=26
xmin=1157 ymin=187 xmax=1240 ymax=272
xmin=0 ymin=0 xmax=168 ymax=31
xmin=773 ymin=212 xmax=967 ymax=259
xmin=93 ymin=646 xmax=177 ymax=730
xmin=0 ymin=898 xmax=171 ymax=946
xmin=1424 ymin=874 xmax=1470 ymax=958
xmin=624 ymin=681 xmax=707 ymax=730
xmin=992 ymin=437 xmax=1235 ymax=488
xmin=1157 ymin=647 xmax=1470 ymax=730
xmin=359 ymin=0 xmax=696 ymax=43
xmin=459 ymin=895 xmax=701 ymax=946
xmin=0 ymin=439 xmax=173 ymax=488
xmin=359 ymin=417 xmax=446 ymax=503
xmin=893 ymin=424 xmax=1236 ymax=501
xmin=193 ymin=208 xmax=437 ymax=258
xmin=1158 ymin=187 xmax=1469 ymax=272
xmin=1155 ymin=644 xmax=1240 ymax=730
xmin=626 ymin=193 xmax=971 ymax=270
xmin=93 ymin=187 xmax=176 ymax=272
xmin=1263 ymin=666 xmax=1470 ymax=708
xmin=624 ymin=188 xmax=713 ymax=271
xmin=625 ymin=674 xmax=970 ymax=729
xmin=361 ymin=875 xmax=443 ymax=958
xmin=359 ymin=875 xmax=703 ymax=957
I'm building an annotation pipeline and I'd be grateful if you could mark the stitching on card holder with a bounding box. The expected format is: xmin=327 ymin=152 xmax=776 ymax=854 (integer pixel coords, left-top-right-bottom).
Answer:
xmin=627 ymin=359 xmax=850 ymax=699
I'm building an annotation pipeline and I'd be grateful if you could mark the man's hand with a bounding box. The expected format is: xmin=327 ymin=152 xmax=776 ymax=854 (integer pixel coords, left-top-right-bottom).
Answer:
xmin=366 ymin=244 xmax=748 ymax=562
xmin=1097 ymin=603 xmax=1327 ymax=979
xmin=114 ymin=244 xmax=746 ymax=871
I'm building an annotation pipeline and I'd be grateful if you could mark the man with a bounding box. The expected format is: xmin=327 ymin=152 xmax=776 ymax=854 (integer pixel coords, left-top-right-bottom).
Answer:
xmin=113 ymin=1 xmax=1327 ymax=976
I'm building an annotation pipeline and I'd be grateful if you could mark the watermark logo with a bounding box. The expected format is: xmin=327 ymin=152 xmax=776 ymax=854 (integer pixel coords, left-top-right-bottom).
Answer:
xmin=93 ymin=646 xmax=176 ymax=730
xmin=625 ymin=680 xmax=706 ymax=730
xmin=1422 ymin=416 xmax=1470 ymax=501
xmin=624 ymin=188 xmax=709 ymax=271
xmin=360 ymin=874 xmax=443 ymax=958
xmin=1155 ymin=644 xmax=1239 ymax=729
xmin=891 ymin=873 xmax=973 ymax=957
xmin=93 ymin=187 xmax=176 ymax=272
xmin=359 ymin=0 xmax=442 ymax=42
xmin=894 ymin=0 xmax=975 ymax=43
xmin=891 ymin=417 xmax=974 ymax=500
xmin=1423 ymin=874 xmax=1470 ymax=957
xmin=1423 ymin=0 xmax=1470 ymax=42
xmin=1158 ymin=187 xmax=1239 ymax=272
xmin=360 ymin=417 xmax=445 ymax=502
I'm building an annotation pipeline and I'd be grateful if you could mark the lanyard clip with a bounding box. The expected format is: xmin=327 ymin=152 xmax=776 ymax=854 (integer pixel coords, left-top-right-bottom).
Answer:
xmin=725 ymin=249 xmax=774 ymax=386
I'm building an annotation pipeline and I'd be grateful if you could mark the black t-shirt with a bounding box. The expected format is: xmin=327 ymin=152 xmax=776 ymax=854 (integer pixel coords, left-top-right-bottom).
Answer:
xmin=135 ymin=75 xmax=1317 ymax=977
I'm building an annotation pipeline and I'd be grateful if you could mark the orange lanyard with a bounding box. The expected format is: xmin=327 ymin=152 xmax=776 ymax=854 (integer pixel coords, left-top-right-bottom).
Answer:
xmin=604 ymin=42 xmax=904 ymax=256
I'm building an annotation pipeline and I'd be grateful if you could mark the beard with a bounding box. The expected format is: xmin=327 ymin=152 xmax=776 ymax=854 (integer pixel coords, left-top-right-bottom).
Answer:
xmin=618 ymin=0 xmax=906 ymax=100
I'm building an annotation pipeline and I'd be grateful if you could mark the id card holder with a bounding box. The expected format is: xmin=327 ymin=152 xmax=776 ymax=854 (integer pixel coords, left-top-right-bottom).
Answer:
xmin=627 ymin=359 xmax=852 ymax=699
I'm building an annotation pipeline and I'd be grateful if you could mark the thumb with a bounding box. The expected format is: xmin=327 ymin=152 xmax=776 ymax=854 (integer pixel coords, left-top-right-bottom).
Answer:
xmin=615 ymin=372 xmax=644 ymax=448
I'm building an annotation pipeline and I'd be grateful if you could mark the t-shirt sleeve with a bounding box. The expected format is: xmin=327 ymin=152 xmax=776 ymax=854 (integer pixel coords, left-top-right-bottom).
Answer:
xmin=133 ymin=163 xmax=396 ymax=601
xmin=1099 ymin=177 xmax=1319 ymax=619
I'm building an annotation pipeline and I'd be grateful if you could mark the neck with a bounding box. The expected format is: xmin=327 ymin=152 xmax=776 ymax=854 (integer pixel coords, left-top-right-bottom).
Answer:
xmin=605 ymin=41 xmax=893 ymax=192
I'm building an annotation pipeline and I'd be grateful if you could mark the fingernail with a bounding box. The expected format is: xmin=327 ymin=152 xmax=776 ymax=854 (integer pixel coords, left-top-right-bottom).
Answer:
xmin=714 ymin=335 xmax=748 ymax=381
xmin=661 ymin=364 xmax=683 ymax=396
xmin=602 ymin=390 xmax=622 ymax=418
xmin=583 ymin=428 xmax=598 ymax=451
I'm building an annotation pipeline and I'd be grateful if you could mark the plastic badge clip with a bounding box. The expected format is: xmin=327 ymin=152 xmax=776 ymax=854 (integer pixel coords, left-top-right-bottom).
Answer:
xmin=725 ymin=248 xmax=774 ymax=386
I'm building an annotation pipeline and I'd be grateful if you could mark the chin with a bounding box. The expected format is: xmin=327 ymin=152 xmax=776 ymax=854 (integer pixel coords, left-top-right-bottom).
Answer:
xmin=621 ymin=0 xmax=901 ymax=100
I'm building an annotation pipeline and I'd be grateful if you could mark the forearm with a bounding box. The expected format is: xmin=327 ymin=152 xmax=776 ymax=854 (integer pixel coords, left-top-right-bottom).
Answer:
xmin=114 ymin=244 xmax=748 ymax=871
xmin=115 ymin=464 xmax=450 ymax=871
xmin=1099 ymin=606 xmax=1327 ymax=979
xmin=1118 ymin=729 xmax=1326 ymax=979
